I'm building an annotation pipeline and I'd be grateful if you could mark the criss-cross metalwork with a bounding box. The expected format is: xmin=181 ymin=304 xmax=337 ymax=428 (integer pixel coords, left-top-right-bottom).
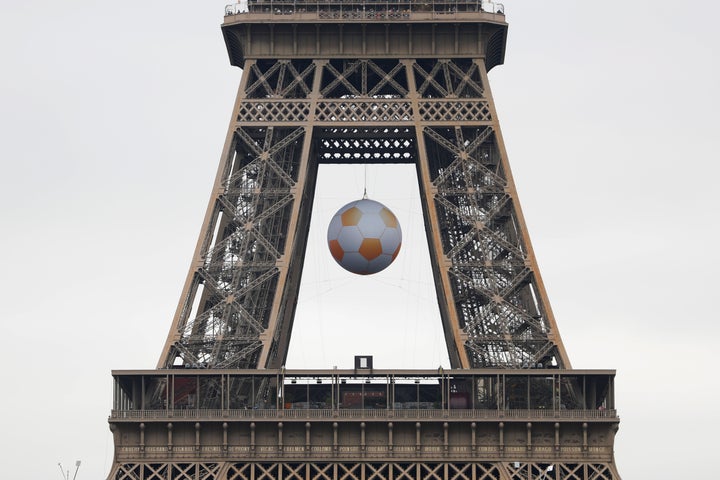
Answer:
xmin=158 ymin=52 xmax=570 ymax=372
xmin=107 ymin=2 xmax=622 ymax=479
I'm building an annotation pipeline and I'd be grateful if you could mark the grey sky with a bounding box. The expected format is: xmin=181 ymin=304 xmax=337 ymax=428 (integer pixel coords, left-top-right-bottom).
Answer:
xmin=1 ymin=1 xmax=718 ymax=478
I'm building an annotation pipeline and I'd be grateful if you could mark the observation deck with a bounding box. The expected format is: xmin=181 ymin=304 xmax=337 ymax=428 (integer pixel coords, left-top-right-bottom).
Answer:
xmin=109 ymin=369 xmax=619 ymax=464
xmin=224 ymin=0 xmax=505 ymax=19
xmin=221 ymin=0 xmax=508 ymax=68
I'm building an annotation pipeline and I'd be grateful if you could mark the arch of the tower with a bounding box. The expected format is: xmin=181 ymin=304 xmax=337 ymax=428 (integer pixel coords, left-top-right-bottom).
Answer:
xmin=157 ymin=57 xmax=569 ymax=372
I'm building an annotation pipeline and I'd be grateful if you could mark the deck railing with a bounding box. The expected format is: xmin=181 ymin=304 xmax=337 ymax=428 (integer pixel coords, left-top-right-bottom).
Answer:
xmin=224 ymin=0 xmax=505 ymax=17
xmin=111 ymin=407 xmax=617 ymax=421
xmin=114 ymin=442 xmax=615 ymax=461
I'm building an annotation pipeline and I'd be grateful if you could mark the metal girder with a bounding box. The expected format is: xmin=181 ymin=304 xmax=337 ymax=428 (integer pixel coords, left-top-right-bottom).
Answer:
xmin=108 ymin=5 xmax=623 ymax=480
xmin=109 ymin=461 xmax=620 ymax=480
xmin=157 ymin=51 xmax=570 ymax=372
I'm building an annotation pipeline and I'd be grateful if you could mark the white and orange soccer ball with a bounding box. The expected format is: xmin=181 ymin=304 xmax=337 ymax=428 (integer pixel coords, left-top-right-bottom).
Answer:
xmin=327 ymin=198 xmax=402 ymax=275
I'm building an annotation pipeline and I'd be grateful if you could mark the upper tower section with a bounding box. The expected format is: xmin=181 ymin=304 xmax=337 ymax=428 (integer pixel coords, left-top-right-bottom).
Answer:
xmin=222 ymin=0 xmax=507 ymax=70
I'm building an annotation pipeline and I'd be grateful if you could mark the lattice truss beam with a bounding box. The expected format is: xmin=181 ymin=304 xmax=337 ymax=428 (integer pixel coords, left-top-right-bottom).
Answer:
xmin=423 ymin=124 xmax=560 ymax=368
xmin=113 ymin=462 xmax=221 ymax=480
xmin=110 ymin=462 xmax=618 ymax=480
xmin=163 ymin=124 xmax=305 ymax=370
xmin=159 ymin=56 xmax=567 ymax=372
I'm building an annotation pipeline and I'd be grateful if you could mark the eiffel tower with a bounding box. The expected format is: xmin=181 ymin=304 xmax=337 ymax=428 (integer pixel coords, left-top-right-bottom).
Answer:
xmin=107 ymin=2 xmax=622 ymax=479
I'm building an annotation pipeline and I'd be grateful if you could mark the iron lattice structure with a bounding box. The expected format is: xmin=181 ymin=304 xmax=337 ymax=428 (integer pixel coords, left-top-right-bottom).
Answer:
xmin=158 ymin=10 xmax=570 ymax=373
xmin=113 ymin=461 xmax=618 ymax=480
xmin=107 ymin=2 xmax=622 ymax=479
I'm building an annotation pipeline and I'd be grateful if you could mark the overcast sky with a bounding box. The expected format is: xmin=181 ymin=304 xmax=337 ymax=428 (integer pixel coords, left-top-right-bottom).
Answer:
xmin=1 ymin=1 xmax=719 ymax=479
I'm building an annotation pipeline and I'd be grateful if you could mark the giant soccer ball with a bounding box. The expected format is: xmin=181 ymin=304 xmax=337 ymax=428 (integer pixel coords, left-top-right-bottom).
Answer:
xmin=327 ymin=198 xmax=402 ymax=275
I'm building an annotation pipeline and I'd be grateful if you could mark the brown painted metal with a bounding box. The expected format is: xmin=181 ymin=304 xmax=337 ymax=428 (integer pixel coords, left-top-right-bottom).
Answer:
xmin=108 ymin=369 xmax=621 ymax=480
xmin=108 ymin=1 xmax=622 ymax=478
xmin=157 ymin=8 xmax=568 ymax=371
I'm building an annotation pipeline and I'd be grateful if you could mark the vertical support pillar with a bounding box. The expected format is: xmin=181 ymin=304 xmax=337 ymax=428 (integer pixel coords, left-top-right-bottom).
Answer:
xmin=526 ymin=422 xmax=532 ymax=452
xmin=475 ymin=59 xmax=572 ymax=369
xmin=250 ymin=422 xmax=256 ymax=452
xmin=195 ymin=422 xmax=201 ymax=451
xmin=415 ymin=422 xmax=421 ymax=451
xmin=360 ymin=422 xmax=366 ymax=452
xmin=471 ymin=422 xmax=476 ymax=452
xmin=156 ymin=57 xmax=256 ymax=368
xmin=167 ymin=423 xmax=173 ymax=452
xmin=339 ymin=25 xmax=343 ymax=54
xmin=408 ymin=25 xmax=413 ymax=54
xmin=139 ymin=423 xmax=145 ymax=452
xmin=333 ymin=422 xmax=338 ymax=452
xmin=362 ymin=24 xmax=366 ymax=55
xmin=454 ymin=24 xmax=459 ymax=54
xmin=292 ymin=24 xmax=297 ymax=55
xmin=498 ymin=422 xmax=504 ymax=453
xmin=403 ymin=56 xmax=469 ymax=369
xmin=305 ymin=422 xmax=311 ymax=451
xmin=388 ymin=422 xmax=393 ymax=452
xmin=223 ymin=422 xmax=228 ymax=452
xmin=443 ymin=422 xmax=449 ymax=452
xmin=256 ymin=58 xmax=325 ymax=369
xmin=315 ymin=25 xmax=320 ymax=55
xmin=431 ymin=24 xmax=436 ymax=54
xmin=278 ymin=422 xmax=284 ymax=452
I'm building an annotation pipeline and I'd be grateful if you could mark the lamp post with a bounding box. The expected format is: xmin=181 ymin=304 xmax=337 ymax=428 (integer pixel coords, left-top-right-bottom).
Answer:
xmin=57 ymin=460 xmax=81 ymax=480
